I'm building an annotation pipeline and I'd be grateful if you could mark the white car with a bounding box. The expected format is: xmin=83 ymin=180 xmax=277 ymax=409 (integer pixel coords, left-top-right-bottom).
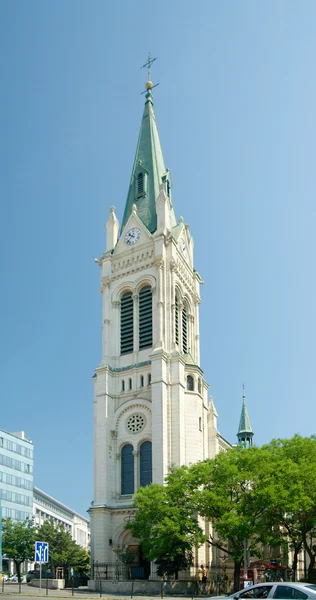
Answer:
xmin=8 ymin=575 xmax=25 ymax=583
xmin=213 ymin=582 xmax=316 ymax=600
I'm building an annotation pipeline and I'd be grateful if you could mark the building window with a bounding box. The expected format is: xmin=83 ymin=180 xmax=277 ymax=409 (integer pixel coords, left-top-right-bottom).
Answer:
xmin=129 ymin=378 xmax=132 ymax=390
xmin=199 ymin=417 xmax=202 ymax=431
xmin=187 ymin=375 xmax=194 ymax=391
xmin=198 ymin=378 xmax=202 ymax=394
xmin=121 ymin=292 xmax=133 ymax=355
xmin=137 ymin=172 xmax=144 ymax=196
xmin=148 ymin=374 xmax=151 ymax=386
xmin=175 ymin=296 xmax=179 ymax=345
xmin=166 ymin=180 xmax=170 ymax=197
xmin=139 ymin=441 xmax=152 ymax=487
xmin=139 ymin=287 xmax=152 ymax=350
xmin=182 ymin=306 xmax=188 ymax=353
xmin=121 ymin=380 xmax=125 ymax=392
xmin=140 ymin=375 xmax=144 ymax=388
xmin=121 ymin=444 xmax=134 ymax=495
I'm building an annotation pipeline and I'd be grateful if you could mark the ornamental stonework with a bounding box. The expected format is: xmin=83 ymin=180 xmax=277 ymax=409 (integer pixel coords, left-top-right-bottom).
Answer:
xmin=126 ymin=413 xmax=146 ymax=434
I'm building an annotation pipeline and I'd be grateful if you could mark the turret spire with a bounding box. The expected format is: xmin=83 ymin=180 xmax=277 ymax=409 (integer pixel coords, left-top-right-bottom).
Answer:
xmin=237 ymin=384 xmax=254 ymax=447
xmin=121 ymin=57 xmax=176 ymax=234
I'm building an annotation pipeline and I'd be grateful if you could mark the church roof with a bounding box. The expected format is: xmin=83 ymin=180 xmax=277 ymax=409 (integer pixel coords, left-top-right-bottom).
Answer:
xmin=121 ymin=86 xmax=176 ymax=234
xmin=238 ymin=394 xmax=253 ymax=435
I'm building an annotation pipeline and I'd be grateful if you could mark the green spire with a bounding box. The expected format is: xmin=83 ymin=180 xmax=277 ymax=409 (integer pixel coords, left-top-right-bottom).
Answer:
xmin=237 ymin=385 xmax=254 ymax=447
xmin=121 ymin=85 xmax=176 ymax=234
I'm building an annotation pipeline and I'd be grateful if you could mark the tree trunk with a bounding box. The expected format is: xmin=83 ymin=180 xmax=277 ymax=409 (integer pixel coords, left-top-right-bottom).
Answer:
xmin=292 ymin=547 xmax=299 ymax=582
xmin=304 ymin=541 xmax=316 ymax=582
xmin=308 ymin=556 xmax=316 ymax=582
xmin=233 ymin=560 xmax=242 ymax=593
xmin=15 ymin=560 xmax=22 ymax=583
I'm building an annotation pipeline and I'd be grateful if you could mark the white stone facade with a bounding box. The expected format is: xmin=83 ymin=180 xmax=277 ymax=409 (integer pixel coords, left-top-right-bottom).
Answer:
xmin=89 ymin=89 xmax=229 ymax=571
xmin=90 ymin=191 xmax=225 ymax=566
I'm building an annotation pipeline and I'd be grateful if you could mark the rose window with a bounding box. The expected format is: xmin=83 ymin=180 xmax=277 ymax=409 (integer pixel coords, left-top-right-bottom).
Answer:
xmin=126 ymin=413 xmax=145 ymax=433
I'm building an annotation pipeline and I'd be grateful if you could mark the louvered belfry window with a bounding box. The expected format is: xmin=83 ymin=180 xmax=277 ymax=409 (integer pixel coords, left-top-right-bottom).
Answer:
xmin=175 ymin=296 xmax=179 ymax=345
xmin=121 ymin=292 xmax=134 ymax=355
xmin=139 ymin=287 xmax=152 ymax=350
xmin=137 ymin=172 xmax=144 ymax=196
xmin=182 ymin=306 xmax=188 ymax=353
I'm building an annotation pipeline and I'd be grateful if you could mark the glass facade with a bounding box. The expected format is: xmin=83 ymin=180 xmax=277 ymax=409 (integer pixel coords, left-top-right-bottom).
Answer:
xmin=0 ymin=430 xmax=34 ymax=521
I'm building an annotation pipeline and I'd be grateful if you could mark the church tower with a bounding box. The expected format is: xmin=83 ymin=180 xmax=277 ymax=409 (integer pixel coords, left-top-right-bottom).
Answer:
xmin=237 ymin=386 xmax=254 ymax=447
xmin=89 ymin=71 xmax=217 ymax=570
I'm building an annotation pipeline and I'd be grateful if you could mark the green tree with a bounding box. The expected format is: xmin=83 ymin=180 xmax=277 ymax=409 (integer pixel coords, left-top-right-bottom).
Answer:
xmin=257 ymin=436 xmax=316 ymax=582
xmin=127 ymin=482 xmax=205 ymax=579
xmin=36 ymin=519 xmax=90 ymax=577
xmin=2 ymin=518 xmax=36 ymax=582
xmin=176 ymin=445 xmax=270 ymax=592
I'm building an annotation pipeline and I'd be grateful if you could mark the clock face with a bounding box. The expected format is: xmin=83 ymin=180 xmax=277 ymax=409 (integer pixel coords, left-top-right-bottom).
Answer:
xmin=124 ymin=227 xmax=141 ymax=245
xmin=180 ymin=238 xmax=187 ymax=258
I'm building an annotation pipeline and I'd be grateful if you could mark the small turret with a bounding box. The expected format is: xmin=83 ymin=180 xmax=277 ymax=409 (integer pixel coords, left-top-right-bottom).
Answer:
xmin=237 ymin=385 xmax=254 ymax=447
xmin=105 ymin=206 xmax=119 ymax=252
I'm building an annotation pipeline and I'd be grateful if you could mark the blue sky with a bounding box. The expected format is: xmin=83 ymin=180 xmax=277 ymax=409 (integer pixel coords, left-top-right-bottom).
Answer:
xmin=1 ymin=0 xmax=316 ymax=517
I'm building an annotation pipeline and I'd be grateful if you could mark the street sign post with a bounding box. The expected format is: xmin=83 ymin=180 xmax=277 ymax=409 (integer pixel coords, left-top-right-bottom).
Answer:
xmin=35 ymin=542 xmax=49 ymax=591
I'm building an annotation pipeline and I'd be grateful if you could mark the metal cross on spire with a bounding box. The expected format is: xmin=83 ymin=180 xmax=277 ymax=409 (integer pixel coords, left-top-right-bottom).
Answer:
xmin=142 ymin=52 xmax=157 ymax=80
xmin=141 ymin=52 xmax=159 ymax=94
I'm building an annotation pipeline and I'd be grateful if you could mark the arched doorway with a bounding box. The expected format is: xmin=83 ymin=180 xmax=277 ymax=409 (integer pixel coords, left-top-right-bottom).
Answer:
xmin=116 ymin=529 xmax=150 ymax=580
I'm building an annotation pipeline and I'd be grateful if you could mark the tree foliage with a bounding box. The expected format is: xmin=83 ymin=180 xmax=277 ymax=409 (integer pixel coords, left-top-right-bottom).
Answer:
xmin=127 ymin=482 xmax=205 ymax=578
xmin=169 ymin=445 xmax=271 ymax=591
xmin=257 ymin=435 xmax=316 ymax=581
xmin=36 ymin=519 xmax=90 ymax=575
xmin=127 ymin=435 xmax=316 ymax=590
xmin=2 ymin=518 xmax=36 ymax=582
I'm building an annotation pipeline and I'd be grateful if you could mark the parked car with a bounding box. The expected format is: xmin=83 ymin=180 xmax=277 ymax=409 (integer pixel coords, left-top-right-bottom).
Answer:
xmin=8 ymin=575 xmax=26 ymax=583
xmin=26 ymin=570 xmax=39 ymax=583
xmin=213 ymin=582 xmax=316 ymax=600
xmin=26 ymin=570 xmax=53 ymax=583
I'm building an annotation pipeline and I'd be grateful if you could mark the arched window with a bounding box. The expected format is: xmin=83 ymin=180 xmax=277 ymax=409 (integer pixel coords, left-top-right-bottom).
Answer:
xmin=139 ymin=441 xmax=152 ymax=487
xmin=175 ymin=296 xmax=179 ymax=345
xmin=121 ymin=444 xmax=134 ymax=495
xmin=139 ymin=287 xmax=152 ymax=350
xmin=129 ymin=378 xmax=132 ymax=390
xmin=121 ymin=292 xmax=133 ymax=355
xmin=182 ymin=306 xmax=188 ymax=353
xmin=137 ymin=173 xmax=144 ymax=196
xmin=121 ymin=380 xmax=125 ymax=392
xmin=198 ymin=378 xmax=202 ymax=394
xmin=187 ymin=375 xmax=194 ymax=391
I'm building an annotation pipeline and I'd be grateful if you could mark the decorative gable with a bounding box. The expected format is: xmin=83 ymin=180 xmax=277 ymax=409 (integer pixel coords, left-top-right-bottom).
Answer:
xmin=113 ymin=205 xmax=152 ymax=257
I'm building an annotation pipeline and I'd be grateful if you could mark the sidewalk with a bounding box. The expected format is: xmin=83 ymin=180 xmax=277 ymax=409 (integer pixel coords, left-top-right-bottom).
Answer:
xmin=0 ymin=583 xmax=213 ymax=600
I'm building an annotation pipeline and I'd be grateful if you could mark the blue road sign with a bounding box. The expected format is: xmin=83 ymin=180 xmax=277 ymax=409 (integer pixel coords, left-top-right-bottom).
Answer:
xmin=35 ymin=541 xmax=49 ymax=563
